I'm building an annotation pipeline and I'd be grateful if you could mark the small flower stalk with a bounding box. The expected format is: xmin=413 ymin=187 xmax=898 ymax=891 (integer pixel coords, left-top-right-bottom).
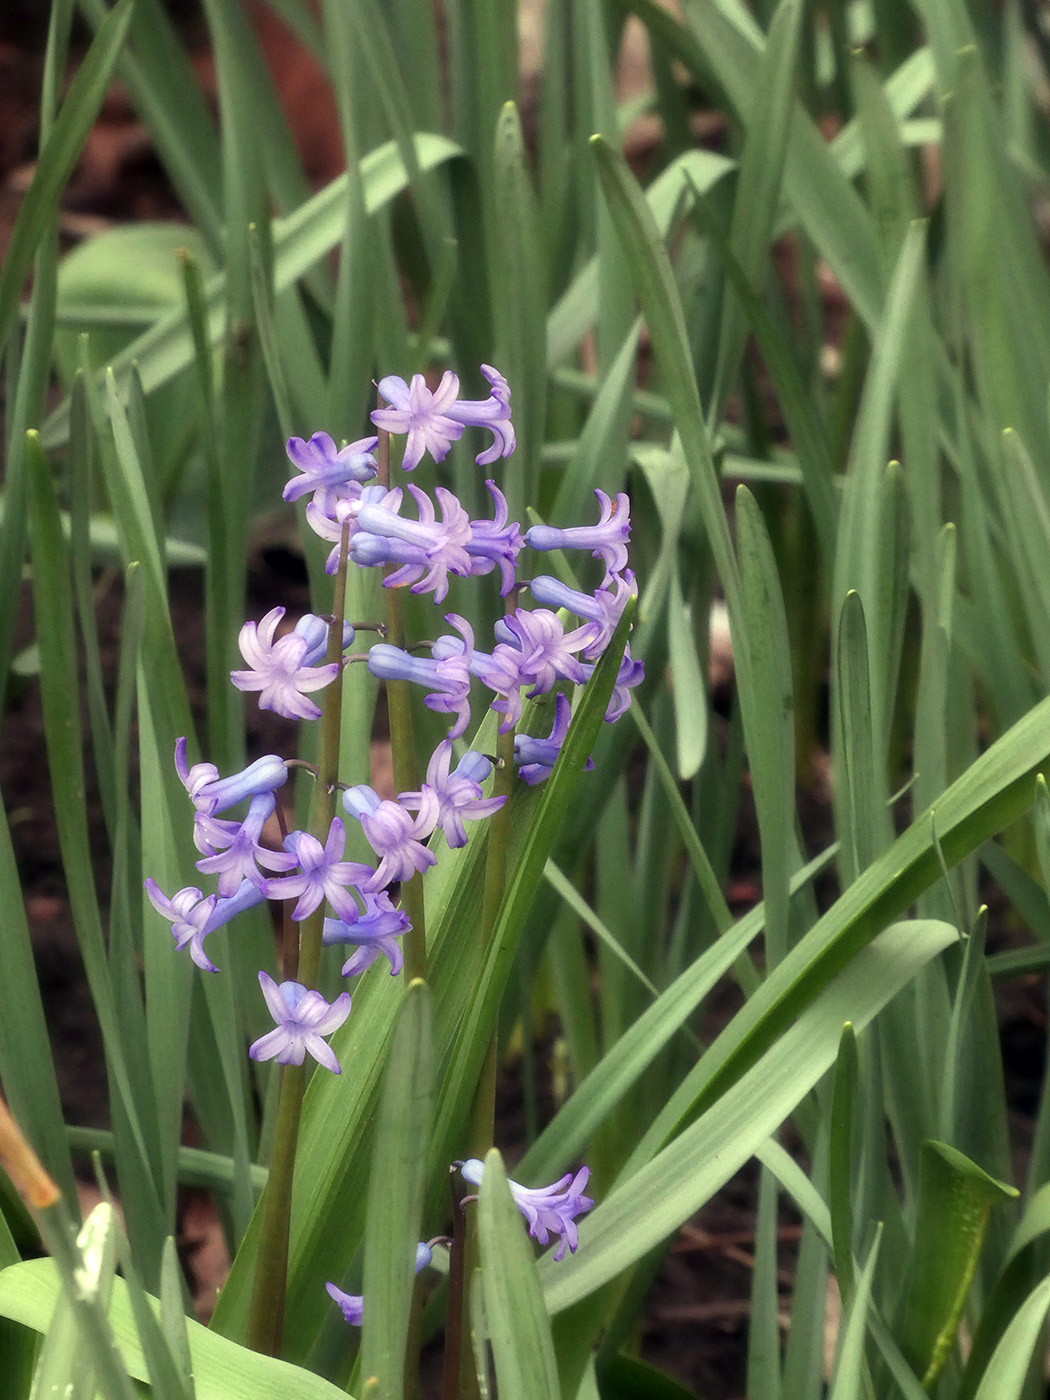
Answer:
xmin=145 ymin=364 xmax=638 ymax=1361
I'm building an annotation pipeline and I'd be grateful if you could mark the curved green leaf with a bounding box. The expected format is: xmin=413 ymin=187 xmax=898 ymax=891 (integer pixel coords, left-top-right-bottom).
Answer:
xmin=0 ymin=1260 xmax=352 ymax=1400
xmin=900 ymin=1142 xmax=1018 ymax=1388
xmin=539 ymin=920 xmax=956 ymax=1312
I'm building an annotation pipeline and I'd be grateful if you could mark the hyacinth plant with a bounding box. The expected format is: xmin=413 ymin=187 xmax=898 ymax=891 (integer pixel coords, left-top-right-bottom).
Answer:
xmin=11 ymin=0 xmax=1050 ymax=1398
xmin=139 ymin=366 xmax=630 ymax=1371
xmin=137 ymin=369 xmax=632 ymax=1366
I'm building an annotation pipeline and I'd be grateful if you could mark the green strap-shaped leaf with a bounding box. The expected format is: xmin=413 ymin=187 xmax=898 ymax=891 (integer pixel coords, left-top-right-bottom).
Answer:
xmin=828 ymin=1226 xmax=882 ymax=1400
xmin=970 ymin=1271 xmax=1050 ymax=1400
xmin=829 ymin=1024 xmax=859 ymax=1307
xmin=961 ymin=1181 xmax=1050 ymax=1397
xmin=539 ymin=921 xmax=956 ymax=1312
xmin=360 ymin=980 xmax=435 ymax=1399
xmin=478 ymin=1150 xmax=561 ymax=1400
xmin=708 ymin=0 xmax=803 ymax=426
xmin=28 ymin=1203 xmax=139 ymax=1400
xmin=899 ymin=1141 xmax=1018 ymax=1387
xmin=41 ymin=134 xmax=466 ymax=450
xmin=0 ymin=1260 xmax=351 ymax=1400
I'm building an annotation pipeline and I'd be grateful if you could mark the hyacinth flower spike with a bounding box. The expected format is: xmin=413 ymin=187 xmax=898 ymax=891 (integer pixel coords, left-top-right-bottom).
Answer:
xmin=248 ymin=972 xmax=352 ymax=1074
xmin=326 ymin=1242 xmax=434 ymax=1326
xmin=460 ymin=1158 xmax=593 ymax=1262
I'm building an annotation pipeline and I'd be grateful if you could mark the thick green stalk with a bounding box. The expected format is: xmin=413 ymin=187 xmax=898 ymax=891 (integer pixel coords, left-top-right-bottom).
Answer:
xmin=453 ymin=719 xmax=517 ymax=1396
xmin=384 ymin=581 xmax=428 ymax=982
xmin=245 ymin=525 xmax=351 ymax=1355
xmin=376 ymin=424 xmax=428 ymax=981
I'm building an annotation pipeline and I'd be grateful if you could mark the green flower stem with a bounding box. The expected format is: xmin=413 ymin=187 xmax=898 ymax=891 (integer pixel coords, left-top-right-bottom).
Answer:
xmin=441 ymin=1170 xmax=470 ymax=1400
xmin=245 ymin=522 xmax=351 ymax=1356
xmin=376 ymin=423 xmax=428 ymax=982
xmin=243 ymin=1064 xmax=304 ymax=1357
xmin=451 ymin=719 xmax=517 ymax=1396
xmin=384 ymin=581 xmax=427 ymax=982
xmin=470 ymin=719 xmax=518 ymax=1157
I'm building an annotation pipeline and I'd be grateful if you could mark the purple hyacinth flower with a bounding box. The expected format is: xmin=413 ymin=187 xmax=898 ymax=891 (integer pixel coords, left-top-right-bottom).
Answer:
xmin=580 ymin=642 xmax=645 ymax=722
xmin=323 ymin=890 xmax=412 ymax=976
xmin=469 ymin=642 xmax=529 ymax=732
xmin=527 ymin=570 xmax=636 ymax=661
xmin=306 ymin=482 xmax=403 ymax=573
xmin=399 ymin=738 xmax=506 ymax=848
xmin=326 ymin=1242 xmax=433 ymax=1326
xmin=325 ymin=1283 xmax=364 ymax=1327
xmin=467 ymin=480 xmax=525 ymax=595
xmin=173 ymin=738 xmax=220 ymax=805
xmin=259 ymin=818 xmax=373 ymax=923
xmin=248 ymin=971 xmax=352 ymax=1074
xmin=371 ymin=371 xmax=464 ymax=470
xmin=367 ymin=613 xmax=475 ymax=738
xmin=525 ymin=490 xmax=631 ymax=586
xmin=444 ymin=364 xmax=516 ymax=465
xmin=193 ymin=790 xmax=276 ymax=896
xmin=514 ymin=692 xmax=595 ymax=785
xmin=231 ymin=607 xmax=353 ymax=722
xmin=176 ymin=739 xmax=288 ymax=818
xmin=283 ymin=432 xmax=378 ymax=507
xmin=145 ymin=877 xmax=266 ymax=972
xmin=497 ymin=608 xmax=593 ymax=696
xmin=352 ymin=485 xmax=472 ymax=603
xmin=460 ymin=1158 xmax=593 ymax=1262
xmin=342 ymin=785 xmax=440 ymax=891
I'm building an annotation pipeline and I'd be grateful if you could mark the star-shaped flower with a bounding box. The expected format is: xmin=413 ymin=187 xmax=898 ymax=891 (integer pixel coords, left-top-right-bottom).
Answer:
xmin=231 ymin=607 xmax=350 ymax=721
xmin=399 ymin=739 xmax=505 ymax=848
xmin=259 ymin=818 xmax=373 ymax=922
xmin=322 ymin=890 xmax=412 ymax=977
xmin=283 ymin=431 xmax=378 ymax=508
xmin=248 ymin=972 xmax=352 ymax=1074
